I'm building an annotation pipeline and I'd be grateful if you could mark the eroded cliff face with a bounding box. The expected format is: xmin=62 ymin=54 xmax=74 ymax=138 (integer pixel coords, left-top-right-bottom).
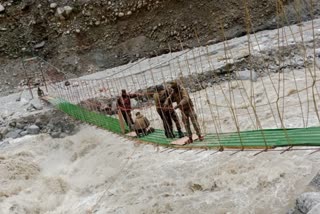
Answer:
xmin=0 ymin=0 xmax=319 ymax=95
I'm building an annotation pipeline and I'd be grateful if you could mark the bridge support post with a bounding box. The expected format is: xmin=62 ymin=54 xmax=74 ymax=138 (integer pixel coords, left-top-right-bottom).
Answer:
xmin=118 ymin=110 xmax=126 ymax=134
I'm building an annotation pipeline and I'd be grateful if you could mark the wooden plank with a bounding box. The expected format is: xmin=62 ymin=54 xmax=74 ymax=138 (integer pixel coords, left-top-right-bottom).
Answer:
xmin=171 ymin=134 xmax=198 ymax=145
xmin=127 ymin=127 xmax=154 ymax=138
xmin=118 ymin=110 xmax=126 ymax=134
xmin=41 ymin=95 xmax=51 ymax=101
xmin=126 ymin=131 xmax=137 ymax=137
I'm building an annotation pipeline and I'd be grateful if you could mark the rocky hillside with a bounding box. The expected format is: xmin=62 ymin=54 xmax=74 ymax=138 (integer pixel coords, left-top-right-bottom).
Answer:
xmin=0 ymin=0 xmax=320 ymax=95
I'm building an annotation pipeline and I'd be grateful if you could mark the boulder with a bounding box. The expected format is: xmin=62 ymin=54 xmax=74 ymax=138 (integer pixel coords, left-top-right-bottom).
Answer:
xmin=35 ymin=118 xmax=44 ymax=127
xmin=296 ymin=192 xmax=320 ymax=214
xmin=5 ymin=129 xmax=22 ymax=139
xmin=20 ymin=131 xmax=28 ymax=136
xmin=15 ymin=122 xmax=25 ymax=129
xmin=63 ymin=123 xmax=75 ymax=134
xmin=0 ymin=127 xmax=9 ymax=136
xmin=9 ymin=121 xmax=16 ymax=128
xmin=310 ymin=172 xmax=320 ymax=190
xmin=235 ymin=70 xmax=257 ymax=82
xmin=27 ymin=125 xmax=40 ymax=135
xmin=0 ymin=141 xmax=10 ymax=148
xmin=50 ymin=131 xmax=61 ymax=138
xmin=0 ymin=4 xmax=5 ymax=13
xmin=308 ymin=203 xmax=320 ymax=214
xmin=27 ymin=103 xmax=43 ymax=111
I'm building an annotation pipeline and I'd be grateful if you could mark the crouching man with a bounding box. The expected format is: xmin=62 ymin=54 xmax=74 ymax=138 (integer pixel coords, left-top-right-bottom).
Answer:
xmin=134 ymin=112 xmax=154 ymax=137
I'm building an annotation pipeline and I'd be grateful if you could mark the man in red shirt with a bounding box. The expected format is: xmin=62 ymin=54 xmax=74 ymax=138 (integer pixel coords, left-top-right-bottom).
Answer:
xmin=117 ymin=89 xmax=137 ymax=129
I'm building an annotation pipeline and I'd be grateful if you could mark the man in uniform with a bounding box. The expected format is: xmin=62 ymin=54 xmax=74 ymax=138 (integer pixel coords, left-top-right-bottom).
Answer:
xmin=164 ymin=81 xmax=204 ymax=143
xmin=154 ymin=84 xmax=184 ymax=138
xmin=117 ymin=89 xmax=137 ymax=129
xmin=134 ymin=112 xmax=154 ymax=137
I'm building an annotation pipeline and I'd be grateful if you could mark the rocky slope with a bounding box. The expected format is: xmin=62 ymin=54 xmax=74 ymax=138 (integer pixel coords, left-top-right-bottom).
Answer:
xmin=1 ymin=0 xmax=320 ymax=96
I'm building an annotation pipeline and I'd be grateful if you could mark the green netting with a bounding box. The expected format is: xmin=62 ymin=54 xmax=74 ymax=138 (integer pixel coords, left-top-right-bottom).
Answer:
xmin=50 ymin=98 xmax=320 ymax=149
xmin=55 ymin=100 xmax=129 ymax=133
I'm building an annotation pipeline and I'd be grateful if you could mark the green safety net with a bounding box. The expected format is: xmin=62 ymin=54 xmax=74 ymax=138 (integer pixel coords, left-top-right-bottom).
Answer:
xmin=50 ymin=98 xmax=320 ymax=149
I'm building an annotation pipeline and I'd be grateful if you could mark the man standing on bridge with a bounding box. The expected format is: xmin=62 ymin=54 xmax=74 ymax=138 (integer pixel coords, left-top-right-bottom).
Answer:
xmin=164 ymin=81 xmax=204 ymax=143
xmin=154 ymin=84 xmax=184 ymax=139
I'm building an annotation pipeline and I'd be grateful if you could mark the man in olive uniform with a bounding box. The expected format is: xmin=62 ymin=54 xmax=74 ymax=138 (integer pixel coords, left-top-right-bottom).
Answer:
xmin=134 ymin=112 xmax=154 ymax=137
xmin=164 ymin=81 xmax=204 ymax=143
xmin=154 ymin=85 xmax=184 ymax=138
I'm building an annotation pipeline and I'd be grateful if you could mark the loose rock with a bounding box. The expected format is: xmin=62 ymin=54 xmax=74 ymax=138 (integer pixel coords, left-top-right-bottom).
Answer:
xmin=16 ymin=122 xmax=25 ymax=129
xmin=50 ymin=131 xmax=61 ymax=138
xmin=63 ymin=6 xmax=73 ymax=16
xmin=20 ymin=131 xmax=28 ymax=136
xmin=50 ymin=3 xmax=57 ymax=9
xmin=0 ymin=127 xmax=9 ymax=137
xmin=27 ymin=125 xmax=40 ymax=135
xmin=5 ymin=129 xmax=22 ymax=139
xmin=310 ymin=172 xmax=320 ymax=190
xmin=35 ymin=118 xmax=43 ymax=127
xmin=235 ymin=70 xmax=258 ymax=82
xmin=0 ymin=141 xmax=10 ymax=148
xmin=296 ymin=192 xmax=320 ymax=214
xmin=27 ymin=103 xmax=43 ymax=111
xmin=0 ymin=4 xmax=5 ymax=13
xmin=34 ymin=41 xmax=45 ymax=49
xmin=9 ymin=121 xmax=17 ymax=128
xmin=308 ymin=203 xmax=320 ymax=214
xmin=56 ymin=7 xmax=65 ymax=20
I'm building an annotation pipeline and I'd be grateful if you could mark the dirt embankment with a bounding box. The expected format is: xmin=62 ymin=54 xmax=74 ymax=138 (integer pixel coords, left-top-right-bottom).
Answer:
xmin=0 ymin=0 xmax=320 ymax=95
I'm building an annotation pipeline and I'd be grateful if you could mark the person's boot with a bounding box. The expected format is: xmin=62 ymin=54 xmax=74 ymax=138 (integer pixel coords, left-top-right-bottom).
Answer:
xmin=168 ymin=131 xmax=175 ymax=138
xmin=165 ymin=131 xmax=169 ymax=138
xmin=178 ymin=130 xmax=184 ymax=138
xmin=198 ymin=135 xmax=204 ymax=141
xmin=188 ymin=136 xmax=193 ymax=144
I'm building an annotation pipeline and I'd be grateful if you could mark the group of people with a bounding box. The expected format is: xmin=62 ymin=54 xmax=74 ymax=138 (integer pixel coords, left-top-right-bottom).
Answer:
xmin=117 ymin=81 xmax=204 ymax=143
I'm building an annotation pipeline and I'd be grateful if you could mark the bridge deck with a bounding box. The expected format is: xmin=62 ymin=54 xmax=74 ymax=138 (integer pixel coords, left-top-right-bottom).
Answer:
xmin=45 ymin=97 xmax=320 ymax=150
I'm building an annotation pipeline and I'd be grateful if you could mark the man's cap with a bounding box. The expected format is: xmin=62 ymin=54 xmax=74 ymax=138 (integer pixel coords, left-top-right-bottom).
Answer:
xmin=170 ymin=81 xmax=179 ymax=88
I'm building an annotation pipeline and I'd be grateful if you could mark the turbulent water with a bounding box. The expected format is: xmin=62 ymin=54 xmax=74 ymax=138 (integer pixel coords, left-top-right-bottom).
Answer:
xmin=0 ymin=126 xmax=319 ymax=214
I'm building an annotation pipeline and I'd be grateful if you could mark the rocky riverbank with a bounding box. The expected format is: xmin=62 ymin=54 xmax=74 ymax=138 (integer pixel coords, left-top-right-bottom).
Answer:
xmin=288 ymin=172 xmax=320 ymax=214
xmin=0 ymin=109 xmax=80 ymax=144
